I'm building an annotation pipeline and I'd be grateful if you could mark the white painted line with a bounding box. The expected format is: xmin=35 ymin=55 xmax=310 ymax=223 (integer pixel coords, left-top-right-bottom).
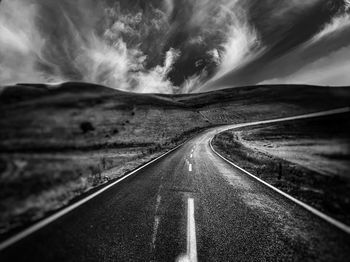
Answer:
xmin=177 ymin=198 xmax=197 ymax=262
xmin=155 ymin=195 xmax=162 ymax=213
xmin=209 ymin=138 xmax=350 ymax=234
xmin=190 ymin=154 xmax=193 ymax=158
xmin=185 ymin=198 xmax=198 ymax=262
xmin=228 ymin=107 xmax=350 ymax=130
xmin=0 ymin=142 xmax=185 ymax=251
xmin=189 ymin=163 xmax=192 ymax=172
xmin=151 ymin=216 xmax=160 ymax=249
xmin=151 ymin=190 xmax=162 ymax=250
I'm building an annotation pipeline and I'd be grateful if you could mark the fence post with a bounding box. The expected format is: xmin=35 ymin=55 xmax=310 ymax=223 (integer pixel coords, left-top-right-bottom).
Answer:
xmin=278 ymin=162 xmax=282 ymax=180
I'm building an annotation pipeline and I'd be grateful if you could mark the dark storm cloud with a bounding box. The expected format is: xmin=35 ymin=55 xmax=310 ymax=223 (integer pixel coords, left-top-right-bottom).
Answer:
xmin=202 ymin=0 xmax=350 ymax=91
xmin=0 ymin=0 xmax=349 ymax=93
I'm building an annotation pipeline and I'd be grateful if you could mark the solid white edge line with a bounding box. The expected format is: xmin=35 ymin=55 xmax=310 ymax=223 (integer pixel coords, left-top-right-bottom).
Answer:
xmin=0 ymin=142 xmax=186 ymax=251
xmin=209 ymin=138 xmax=350 ymax=234
xmin=231 ymin=107 xmax=350 ymax=129
xmin=187 ymin=198 xmax=198 ymax=262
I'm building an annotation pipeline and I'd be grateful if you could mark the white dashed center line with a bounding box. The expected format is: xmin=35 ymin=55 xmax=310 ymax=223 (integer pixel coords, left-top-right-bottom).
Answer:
xmin=155 ymin=194 xmax=162 ymax=212
xmin=177 ymin=198 xmax=198 ymax=262
xmin=151 ymin=216 xmax=160 ymax=249
xmin=189 ymin=163 xmax=192 ymax=172
xmin=151 ymin=187 xmax=162 ymax=251
xmin=187 ymin=198 xmax=197 ymax=262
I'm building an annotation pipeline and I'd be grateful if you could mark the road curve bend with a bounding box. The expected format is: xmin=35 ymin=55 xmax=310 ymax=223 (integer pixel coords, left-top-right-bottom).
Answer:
xmin=1 ymin=108 xmax=350 ymax=261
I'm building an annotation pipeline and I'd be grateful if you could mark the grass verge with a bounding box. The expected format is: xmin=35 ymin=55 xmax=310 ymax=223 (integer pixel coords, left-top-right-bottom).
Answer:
xmin=212 ymin=115 xmax=350 ymax=225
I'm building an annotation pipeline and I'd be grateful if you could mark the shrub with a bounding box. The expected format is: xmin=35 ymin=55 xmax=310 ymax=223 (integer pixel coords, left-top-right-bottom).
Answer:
xmin=101 ymin=157 xmax=107 ymax=169
xmin=80 ymin=121 xmax=95 ymax=134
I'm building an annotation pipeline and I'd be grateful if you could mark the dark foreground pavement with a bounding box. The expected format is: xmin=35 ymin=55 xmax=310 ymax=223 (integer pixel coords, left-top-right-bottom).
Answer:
xmin=1 ymin=121 xmax=350 ymax=261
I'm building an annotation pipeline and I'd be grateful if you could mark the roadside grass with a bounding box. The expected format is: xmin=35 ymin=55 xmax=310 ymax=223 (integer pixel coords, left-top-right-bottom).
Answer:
xmin=212 ymin=113 xmax=350 ymax=225
xmin=0 ymin=150 xmax=156 ymax=234
xmin=0 ymin=126 xmax=207 ymax=237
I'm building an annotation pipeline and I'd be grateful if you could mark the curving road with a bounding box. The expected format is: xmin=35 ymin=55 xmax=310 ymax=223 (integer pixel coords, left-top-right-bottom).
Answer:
xmin=1 ymin=108 xmax=350 ymax=261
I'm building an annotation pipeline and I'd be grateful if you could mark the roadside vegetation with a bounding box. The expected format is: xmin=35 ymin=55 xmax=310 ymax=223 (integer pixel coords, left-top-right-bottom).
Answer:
xmin=212 ymin=112 xmax=350 ymax=225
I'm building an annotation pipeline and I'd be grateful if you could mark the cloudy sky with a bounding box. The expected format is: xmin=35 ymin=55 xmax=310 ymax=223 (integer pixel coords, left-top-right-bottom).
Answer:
xmin=0 ymin=0 xmax=349 ymax=93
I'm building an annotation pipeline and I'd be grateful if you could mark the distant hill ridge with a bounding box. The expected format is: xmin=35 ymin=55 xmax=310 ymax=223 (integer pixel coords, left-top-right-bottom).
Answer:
xmin=1 ymin=82 xmax=350 ymax=109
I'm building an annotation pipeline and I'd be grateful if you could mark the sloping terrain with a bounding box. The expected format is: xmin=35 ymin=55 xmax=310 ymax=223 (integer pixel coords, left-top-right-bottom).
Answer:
xmin=0 ymin=82 xmax=349 ymax=237
xmin=235 ymin=112 xmax=350 ymax=177
xmin=212 ymin=112 xmax=350 ymax=224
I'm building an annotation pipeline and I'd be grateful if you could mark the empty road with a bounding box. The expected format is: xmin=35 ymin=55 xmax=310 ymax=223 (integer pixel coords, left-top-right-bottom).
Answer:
xmin=1 ymin=109 xmax=350 ymax=261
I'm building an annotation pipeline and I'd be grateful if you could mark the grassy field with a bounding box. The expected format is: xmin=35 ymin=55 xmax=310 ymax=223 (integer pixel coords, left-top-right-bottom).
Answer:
xmin=0 ymin=82 xmax=349 ymax=237
xmin=212 ymin=112 xmax=350 ymax=224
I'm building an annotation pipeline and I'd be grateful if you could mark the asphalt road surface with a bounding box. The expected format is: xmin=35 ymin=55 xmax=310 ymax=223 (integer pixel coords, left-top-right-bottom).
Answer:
xmin=1 ymin=109 xmax=350 ymax=261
